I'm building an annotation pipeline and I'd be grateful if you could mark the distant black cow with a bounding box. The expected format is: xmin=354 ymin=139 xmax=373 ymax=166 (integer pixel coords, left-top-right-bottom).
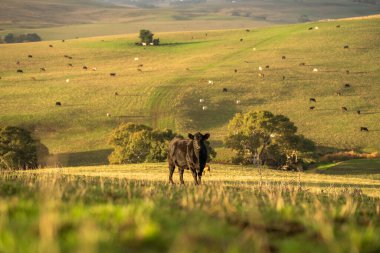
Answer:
xmin=115 ymin=92 xmax=119 ymax=96
xmin=16 ymin=61 xmax=20 ymax=65
xmin=28 ymin=55 xmax=33 ymax=58
xmin=346 ymin=70 xmax=350 ymax=74
xmin=168 ymin=132 xmax=210 ymax=185
xmin=336 ymin=25 xmax=341 ymax=28
xmin=110 ymin=73 xmax=116 ymax=77
xmin=310 ymin=98 xmax=316 ymax=102
xmin=299 ymin=62 xmax=306 ymax=66
xmin=234 ymin=69 xmax=238 ymax=73
xmin=344 ymin=83 xmax=351 ymax=88
xmin=68 ymin=56 xmax=73 ymax=59
xmin=357 ymin=110 xmax=361 ymax=115
xmin=282 ymin=56 xmax=286 ymax=60
xmin=344 ymin=45 xmax=349 ymax=49
xmin=265 ymin=65 xmax=270 ymax=69
xmin=138 ymin=64 xmax=143 ymax=67
xmin=49 ymin=45 xmax=53 ymax=48
xmin=62 ymin=40 xmax=65 ymax=42
xmin=308 ymin=27 xmax=313 ymax=30
xmin=282 ymin=76 xmax=286 ymax=81
xmin=341 ymin=107 xmax=348 ymax=112
xmin=55 ymin=102 xmax=62 ymax=106
xmin=223 ymin=88 xmax=228 ymax=92
xmin=360 ymin=127 xmax=369 ymax=132
xmin=240 ymin=38 xmax=243 ymax=42
xmin=309 ymin=106 xmax=315 ymax=110
xmin=68 ymin=63 xmax=73 ymax=67
xmin=246 ymin=29 xmax=250 ymax=32
xmin=137 ymin=69 xmax=142 ymax=72
xmin=40 ymin=67 xmax=46 ymax=71
xmin=17 ymin=69 xmax=23 ymax=73
xmin=83 ymin=66 xmax=88 ymax=70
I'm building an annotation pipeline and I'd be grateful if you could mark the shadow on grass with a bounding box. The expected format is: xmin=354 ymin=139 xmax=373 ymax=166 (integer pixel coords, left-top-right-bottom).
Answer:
xmin=47 ymin=149 xmax=112 ymax=167
xmin=159 ymin=41 xmax=207 ymax=47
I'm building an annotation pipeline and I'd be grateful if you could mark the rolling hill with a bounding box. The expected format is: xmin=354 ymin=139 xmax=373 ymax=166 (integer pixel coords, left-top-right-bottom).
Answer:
xmin=0 ymin=17 xmax=379 ymax=165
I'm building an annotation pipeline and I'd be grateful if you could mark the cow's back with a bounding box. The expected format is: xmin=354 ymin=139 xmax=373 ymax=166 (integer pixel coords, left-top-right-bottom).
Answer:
xmin=168 ymin=138 xmax=189 ymax=167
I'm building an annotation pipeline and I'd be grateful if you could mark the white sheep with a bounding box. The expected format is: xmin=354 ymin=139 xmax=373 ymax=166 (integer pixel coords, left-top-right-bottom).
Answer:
xmin=66 ymin=79 xmax=70 ymax=83
xmin=313 ymin=68 xmax=318 ymax=72
xmin=259 ymin=66 xmax=263 ymax=71
xmin=142 ymin=42 xmax=147 ymax=46
xmin=106 ymin=113 xmax=111 ymax=117
xmin=134 ymin=57 xmax=139 ymax=61
xmin=92 ymin=67 xmax=97 ymax=71
xmin=202 ymin=106 xmax=208 ymax=110
xmin=208 ymin=80 xmax=214 ymax=84
xmin=199 ymin=99 xmax=205 ymax=103
xmin=315 ymin=26 xmax=319 ymax=30
xmin=236 ymin=100 xmax=241 ymax=104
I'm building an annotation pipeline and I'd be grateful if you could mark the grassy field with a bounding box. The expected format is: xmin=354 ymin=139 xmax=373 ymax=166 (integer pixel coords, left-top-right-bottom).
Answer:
xmin=1 ymin=17 xmax=380 ymax=165
xmin=1 ymin=0 xmax=380 ymax=40
xmin=0 ymin=162 xmax=380 ymax=253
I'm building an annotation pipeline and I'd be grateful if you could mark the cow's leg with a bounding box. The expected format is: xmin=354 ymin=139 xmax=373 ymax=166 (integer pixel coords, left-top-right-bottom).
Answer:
xmin=179 ymin=167 xmax=185 ymax=185
xmin=168 ymin=162 xmax=175 ymax=184
xmin=191 ymin=168 xmax=199 ymax=185
xmin=197 ymin=171 xmax=203 ymax=185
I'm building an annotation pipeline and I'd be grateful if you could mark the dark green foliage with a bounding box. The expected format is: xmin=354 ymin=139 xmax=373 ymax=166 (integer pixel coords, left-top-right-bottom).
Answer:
xmin=225 ymin=110 xmax=315 ymax=167
xmin=108 ymin=123 xmax=178 ymax=164
xmin=0 ymin=126 xmax=38 ymax=170
xmin=139 ymin=29 xmax=154 ymax=44
xmin=2 ymin=33 xmax=41 ymax=44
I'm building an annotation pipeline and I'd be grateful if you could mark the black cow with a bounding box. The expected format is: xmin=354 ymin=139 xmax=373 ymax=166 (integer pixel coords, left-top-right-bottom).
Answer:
xmin=49 ymin=45 xmax=53 ymax=48
xmin=308 ymin=27 xmax=313 ymax=30
xmin=168 ymin=133 xmax=210 ymax=185
xmin=341 ymin=106 xmax=348 ymax=112
xmin=40 ymin=67 xmax=46 ymax=71
xmin=28 ymin=55 xmax=33 ymax=58
xmin=110 ymin=73 xmax=116 ymax=76
xmin=357 ymin=110 xmax=361 ymax=115
xmin=299 ymin=62 xmax=306 ymax=66
xmin=17 ymin=69 xmax=23 ymax=73
xmin=344 ymin=83 xmax=351 ymax=88
xmin=309 ymin=106 xmax=315 ymax=110
xmin=336 ymin=25 xmax=341 ymax=28
xmin=344 ymin=45 xmax=349 ymax=49
xmin=360 ymin=127 xmax=369 ymax=132
xmin=240 ymin=38 xmax=243 ymax=42
xmin=310 ymin=98 xmax=316 ymax=102
xmin=282 ymin=56 xmax=286 ymax=60
xmin=234 ymin=69 xmax=238 ymax=73
xmin=55 ymin=102 xmax=62 ymax=106
xmin=223 ymin=88 xmax=228 ymax=92
xmin=83 ymin=66 xmax=88 ymax=70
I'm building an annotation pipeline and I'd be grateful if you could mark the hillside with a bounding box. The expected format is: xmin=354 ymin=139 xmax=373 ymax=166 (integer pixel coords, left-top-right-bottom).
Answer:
xmin=0 ymin=17 xmax=380 ymax=165
xmin=1 ymin=0 xmax=380 ymax=40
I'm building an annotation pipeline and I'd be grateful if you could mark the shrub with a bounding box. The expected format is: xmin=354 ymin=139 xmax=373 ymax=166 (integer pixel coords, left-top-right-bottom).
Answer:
xmin=225 ymin=110 xmax=315 ymax=168
xmin=0 ymin=126 xmax=39 ymax=170
xmin=139 ymin=30 xmax=154 ymax=44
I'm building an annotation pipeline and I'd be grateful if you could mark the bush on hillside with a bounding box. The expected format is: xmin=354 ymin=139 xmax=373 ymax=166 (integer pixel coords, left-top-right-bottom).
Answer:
xmin=108 ymin=123 xmax=216 ymax=164
xmin=225 ymin=110 xmax=315 ymax=169
xmin=2 ymin=33 xmax=42 ymax=44
xmin=0 ymin=126 xmax=39 ymax=170
xmin=138 ymin=30 xmax=159 ymax=45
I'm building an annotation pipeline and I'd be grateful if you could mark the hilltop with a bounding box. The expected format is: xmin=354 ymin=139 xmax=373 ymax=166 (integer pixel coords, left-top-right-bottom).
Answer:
xmin=0 ymin=17 xmax=379 ymax=165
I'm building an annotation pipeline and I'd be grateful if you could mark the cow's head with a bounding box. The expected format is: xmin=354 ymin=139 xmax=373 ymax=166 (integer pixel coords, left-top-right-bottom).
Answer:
xmin=188 ymin=132 xmax=210 ymax=153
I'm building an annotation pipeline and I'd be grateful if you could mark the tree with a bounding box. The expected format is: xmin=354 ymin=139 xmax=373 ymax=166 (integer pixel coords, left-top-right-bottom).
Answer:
xmin=139 ymin=29 xmax=154 ymax=44
xmin=4 ymin=33 xmax=15 ymax=43
xmin=108 ymin=123 xmax=178 ymax=164
xmin=0 ymin=126 xmax=38 ymax=170
xmin=225 ymin=110 xmax=315 ymax=168
xmin=26 ymin=33 xmax=42 ymax=42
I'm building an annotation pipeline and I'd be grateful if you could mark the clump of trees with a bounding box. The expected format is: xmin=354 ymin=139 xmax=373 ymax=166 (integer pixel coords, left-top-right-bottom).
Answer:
xmin=0 ymin=126 xmax=40 ymax=170
xmin=0 ymin=33 xmax=42 ymax=44
xmin=225 ymin=110 xmax=315 ymax=170
xmin=138 ymin=30 xmax=159 ymax=46
xmin=108 ymin=123 xmax=216 ymax=164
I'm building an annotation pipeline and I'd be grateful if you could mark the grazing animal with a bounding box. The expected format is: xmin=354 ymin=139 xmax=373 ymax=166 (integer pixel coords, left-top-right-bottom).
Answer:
xmin=236 ymin=100 xmax=241 ymax=104
xmin=299 ymin=62 xmax=306 ymax=66
xmin=265 ymin=65 xmax=270 ymax=69
xmin=199 ymin=99 xmax=205 ymax=103
xmin=28 ymin=55 xmax=33 ymax=58
xmin=208 ymin=80 xmax=214 ymax=84
xmin=66 ymin=79 xmax=70 ymax=83
xmin=310 ymin=98 xmax=316 ymax=102
xmin=110 ymin=73 xmax=116 ymax=76
xmin=168 ymin=133 xmax=210 ymax=185
xmin=68 ymin=64 xmax=73 ymax=67
xmin=258 ymin=73 xmax=265 ymax=78
xmin=240 ymin=38 xmax=243 ymax=42
xmin=134 ymin=57 xmax=139 ymax=61
xmin=336 ymin=25 xmax=341 ymax=28
xmin=16 ymin=61 xmax=20 ymax=65
xmin=205 ymin=33 xmax=208 ymax=37
xmin=315 ymin=26 xmax=319 ymax=30
xmin=282 ymin=76 xmax=286 ymax=81
xmin=357 ymin=110 xmax=361 ymax=115
xmin=17 ymin=69 xmax=23 ymax=73
xmin=202 ymin=106 xmax=208 ymax=110
xmin=346 ymin=70 xmax=350 ymax=74
xmin=138 ymin=64 xmax=143 ymax=67
xmin=62 ymin=40 xmax=65 ymax=42
xmin=258 ymin=66 xmax=263 ymax=71
xmin=246 ymin=29 xmax=250 ymax=32
xmin=83 ymin=66 xmax=88 ymax=70
xmin=223 ymin=88 xmax=228 ymax=92
xmin=282 ymin=56 xmax=286 ymax=60
xmin=313 ymin=68 xmax=318 ymax=72
xmin=186 ymin=68 xmax=190 ymax=71
xmin=344 ymin=45 xmax=349 ymax=49
xmin=92 ymin=67 xmax=97 ymax=71
xmin=234 ymin=69 xmax=238 ymax=73
xmin=64 ymin=55 xmax=69 ymax=58
xmin=336 ymin=92 xmax=342 ymax=96
xmin=360 ymin=127 xmax=369 ymax=132
xmin=309 ymin=106 xmax=315 ymax=110
xmin=308 ymin=27 xmax=313 ymax=30
xmin=40 ymin=68 xmax=46 ymax=71
xmin=137 ymin=68 xmax=142 ymax=72
xmin=49 ymin=45 xmax=53 ymax=48
xmin=341 ymin=107 xmax=348 ymax=112
xmin=68 ymin=56 xmax=73 ymax=59
xmin=106 ymin=113 xmax=111 ymax=117
xmin=55 ymin=102 xmax=62 ymax=106
xmin=142 ymin=42 xmax=147 ymax=46
xmin=344 ymin=83 xmax=351 ymax=88
xmin=115 ymin=92 xmax=119 ymax=96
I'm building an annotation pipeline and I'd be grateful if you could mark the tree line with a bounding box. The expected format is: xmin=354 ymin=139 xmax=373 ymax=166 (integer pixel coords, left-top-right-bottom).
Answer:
xmin=0 ymin=33 xmax=42 ymax=44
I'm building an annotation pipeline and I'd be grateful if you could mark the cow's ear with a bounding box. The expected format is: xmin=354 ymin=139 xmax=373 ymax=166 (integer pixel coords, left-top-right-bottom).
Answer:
xmin=203 ymin=133 xmax=210 ymax=140
xmin=188 ymin=133 xmax=194 ymax=139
